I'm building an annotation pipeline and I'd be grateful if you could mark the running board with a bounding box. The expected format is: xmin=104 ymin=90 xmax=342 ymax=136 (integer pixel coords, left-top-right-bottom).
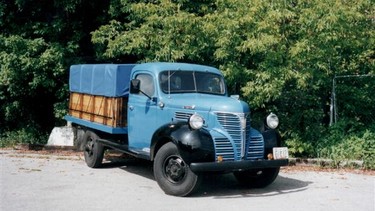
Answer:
xmin=97 ymin=138 xmax=150 ymax=160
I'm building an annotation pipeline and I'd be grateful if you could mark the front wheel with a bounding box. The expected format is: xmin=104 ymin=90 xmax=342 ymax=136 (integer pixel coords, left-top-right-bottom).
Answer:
xmin=153 ymin=142 xmax=201 ymax=196
xmin=233 ymin=167 xmax=280 ymax=188
xmin=83 ymin=130 xmax=104 ymax=168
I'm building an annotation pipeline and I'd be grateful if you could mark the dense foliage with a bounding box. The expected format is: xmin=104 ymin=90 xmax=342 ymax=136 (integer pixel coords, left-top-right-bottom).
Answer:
xmin=1 ymin=0 xmax=374 ymax=168
xmin=1 ymin=0 xmax=109 ymax=143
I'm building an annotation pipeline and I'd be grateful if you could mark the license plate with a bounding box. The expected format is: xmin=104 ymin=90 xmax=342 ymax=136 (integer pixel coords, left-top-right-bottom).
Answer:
xmin=273 ymin=147 xmax=289 ymax=160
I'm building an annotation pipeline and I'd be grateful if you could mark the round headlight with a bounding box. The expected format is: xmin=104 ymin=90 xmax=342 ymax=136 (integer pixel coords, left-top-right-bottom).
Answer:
xmin=266 ymin=113 xmax=279 ymax=129
xmin=189 ymin=114 xmax=204 ymax=130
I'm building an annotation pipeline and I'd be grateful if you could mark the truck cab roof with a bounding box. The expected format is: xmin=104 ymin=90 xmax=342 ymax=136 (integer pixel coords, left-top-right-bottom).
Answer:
xmin=132 ymin=62 xmax=222 ymax=75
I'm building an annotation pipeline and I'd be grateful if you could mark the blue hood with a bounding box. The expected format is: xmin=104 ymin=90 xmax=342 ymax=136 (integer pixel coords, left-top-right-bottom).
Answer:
xmin=162 ymin=94 xmax=250 ymax=114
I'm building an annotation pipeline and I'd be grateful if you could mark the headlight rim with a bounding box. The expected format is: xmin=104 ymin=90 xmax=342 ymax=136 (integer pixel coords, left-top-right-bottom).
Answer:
xmin=266 ymin=113 xmax=279 ymax=129
xmin=189 ymin=114 xmax=204 ymax=130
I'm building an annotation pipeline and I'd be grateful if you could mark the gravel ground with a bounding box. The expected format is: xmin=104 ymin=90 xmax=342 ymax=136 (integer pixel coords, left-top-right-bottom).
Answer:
xmin=1 ymin=149 xmax=374 ymax=211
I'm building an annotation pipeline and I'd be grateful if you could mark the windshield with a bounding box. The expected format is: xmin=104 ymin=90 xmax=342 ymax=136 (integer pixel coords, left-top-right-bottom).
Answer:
xmin=160 ymin=71 xmax=226 ymax=95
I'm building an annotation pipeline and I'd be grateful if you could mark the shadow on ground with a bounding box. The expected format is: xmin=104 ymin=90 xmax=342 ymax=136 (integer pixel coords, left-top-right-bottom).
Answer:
xmin=102 ymin=154 xmax=312 ymax=198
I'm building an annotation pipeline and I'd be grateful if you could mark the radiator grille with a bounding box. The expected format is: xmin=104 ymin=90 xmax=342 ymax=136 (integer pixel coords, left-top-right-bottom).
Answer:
xmin=216 ymin=112 xmax=243 ymax=160
xmin=213 ymin=137 xmax=235 ymax=161
xmin=174 ymin=112 xmax=192 ymax=121
xmin=215 ymin=112 xmax=264 ymax=161
xmin=247 ymin=128 xmax=265 ymax=159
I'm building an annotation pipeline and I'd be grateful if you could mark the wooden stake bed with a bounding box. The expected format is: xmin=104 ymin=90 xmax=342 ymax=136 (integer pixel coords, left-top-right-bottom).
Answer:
xmin=68 ymin=92 xmax=127 ymax=127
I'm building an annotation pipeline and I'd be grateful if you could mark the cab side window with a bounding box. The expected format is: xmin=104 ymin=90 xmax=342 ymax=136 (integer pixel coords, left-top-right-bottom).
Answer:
xmin=135 ymin=74 xmax=155 ymax=97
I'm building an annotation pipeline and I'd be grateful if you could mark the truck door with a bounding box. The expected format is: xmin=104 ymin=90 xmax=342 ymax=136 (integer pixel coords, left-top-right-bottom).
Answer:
xmin=128 ymin=73 xmax=158 ymax=156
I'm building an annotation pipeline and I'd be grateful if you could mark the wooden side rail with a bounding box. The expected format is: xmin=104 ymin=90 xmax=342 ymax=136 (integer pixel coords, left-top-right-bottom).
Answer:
xmin=68 ymin=92 xmax=127 ymax=127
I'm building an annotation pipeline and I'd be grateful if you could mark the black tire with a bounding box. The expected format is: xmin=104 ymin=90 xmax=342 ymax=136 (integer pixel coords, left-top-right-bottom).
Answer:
xmin=153 ymin=142 xmax=202 ymax=196
xmin=233 ymin=167 xmax=280 ymax=188
xmin=83 ymin=130 xmax=104 ymax=168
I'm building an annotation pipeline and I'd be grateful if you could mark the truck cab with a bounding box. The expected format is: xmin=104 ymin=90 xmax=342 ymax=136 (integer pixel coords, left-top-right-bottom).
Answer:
xmin=65 ymin=62 xmax=288 ymax=196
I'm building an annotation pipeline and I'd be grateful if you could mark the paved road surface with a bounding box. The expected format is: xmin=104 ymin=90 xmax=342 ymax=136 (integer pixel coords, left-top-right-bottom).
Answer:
xmin=1 ymin=149 xmax=374 ymax=211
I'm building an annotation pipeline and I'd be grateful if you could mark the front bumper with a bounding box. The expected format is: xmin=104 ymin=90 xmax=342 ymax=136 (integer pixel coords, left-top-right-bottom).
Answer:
xmin=189 ymin=159 xmax=288 ymax=172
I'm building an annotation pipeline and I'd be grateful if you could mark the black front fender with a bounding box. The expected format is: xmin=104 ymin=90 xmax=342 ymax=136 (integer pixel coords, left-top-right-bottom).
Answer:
xmin=262 ymin=129 xmax=281 ymax=156
xmin=150 ymin=121 xmax=215 ymax=164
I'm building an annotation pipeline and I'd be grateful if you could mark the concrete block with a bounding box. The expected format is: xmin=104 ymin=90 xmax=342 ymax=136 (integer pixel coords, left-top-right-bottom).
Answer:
xmin=47 ymin=126 xmax=74 ymax=146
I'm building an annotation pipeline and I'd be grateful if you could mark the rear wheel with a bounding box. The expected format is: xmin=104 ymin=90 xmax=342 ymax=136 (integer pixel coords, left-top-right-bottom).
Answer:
xmin=233 ymin=167 xmax=280 ymax=188
xmin=153 ymin=142 xmax=201 ymax=196
xmin=83 ymin=130 xmax=104 ymax=168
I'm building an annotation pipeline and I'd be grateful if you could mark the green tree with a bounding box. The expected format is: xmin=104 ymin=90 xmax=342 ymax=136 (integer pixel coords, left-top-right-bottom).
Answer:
xmin=92 ymin=0 xmax=215 ymax=63
xmin=0 ymin=35 xmax=65 ymax=136
xmin=0 ymin=0 xmax=110 ymax=143
xmin=275 ymin=0 xmax=374 ymax=143
xmin=1 ymin=0 xmax=373 ymax=156
xmin=92 ymin=0 xmax=374 ymax=154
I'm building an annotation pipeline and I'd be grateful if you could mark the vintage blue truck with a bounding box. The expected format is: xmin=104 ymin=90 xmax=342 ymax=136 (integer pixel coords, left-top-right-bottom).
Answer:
xmin=65 ymin=62 xmax=288 ymax=196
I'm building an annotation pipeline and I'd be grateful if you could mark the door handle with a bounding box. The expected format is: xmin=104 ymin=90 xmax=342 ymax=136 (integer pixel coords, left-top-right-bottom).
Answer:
xmin=129 ymin=105 xmax=134 ymax=111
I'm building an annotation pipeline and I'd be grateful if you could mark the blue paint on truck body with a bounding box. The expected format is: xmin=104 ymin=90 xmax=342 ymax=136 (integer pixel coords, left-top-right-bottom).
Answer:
xmin=65 ymin=62 xmax=286 ymax=169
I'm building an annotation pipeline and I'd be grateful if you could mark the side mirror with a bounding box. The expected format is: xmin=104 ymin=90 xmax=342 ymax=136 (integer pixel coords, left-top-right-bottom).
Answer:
xmin=130 ymin=79 xmax=140 ymax=94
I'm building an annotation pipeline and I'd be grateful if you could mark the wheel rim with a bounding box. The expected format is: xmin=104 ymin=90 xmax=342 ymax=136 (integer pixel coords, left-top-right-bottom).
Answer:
xmin=85 ymin=137 xmax=94 ymax=157
xmin=163 ymin=155 xmax=187 ymax=184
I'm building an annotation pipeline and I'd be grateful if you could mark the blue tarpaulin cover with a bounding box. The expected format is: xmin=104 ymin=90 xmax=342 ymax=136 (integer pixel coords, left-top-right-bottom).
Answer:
xmin=69 ymin=64 xmax=135 ymax=97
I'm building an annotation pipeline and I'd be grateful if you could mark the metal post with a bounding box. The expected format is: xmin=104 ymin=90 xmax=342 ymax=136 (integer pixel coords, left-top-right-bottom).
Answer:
xmin=329 ymin=77 xmax=335 ymax=126
xmin=329 ymin=74 xmax=374 ymax=126
xmin=333 ymin=77 xmax=337 ymax=124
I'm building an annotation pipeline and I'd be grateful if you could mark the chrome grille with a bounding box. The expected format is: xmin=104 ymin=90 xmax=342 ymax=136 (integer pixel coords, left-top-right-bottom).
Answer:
xmin=247 ymin=128 xmax=265 ymax=159
xmin=213 ymin=137 xmax=235 ymax=161
xmin=174 ymin=112 xmax=192 ymax=121
xmin=215 ymin=112 xmax=264 ymax=161
xmin=216 ymin=112 xmax=243 ymax=160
